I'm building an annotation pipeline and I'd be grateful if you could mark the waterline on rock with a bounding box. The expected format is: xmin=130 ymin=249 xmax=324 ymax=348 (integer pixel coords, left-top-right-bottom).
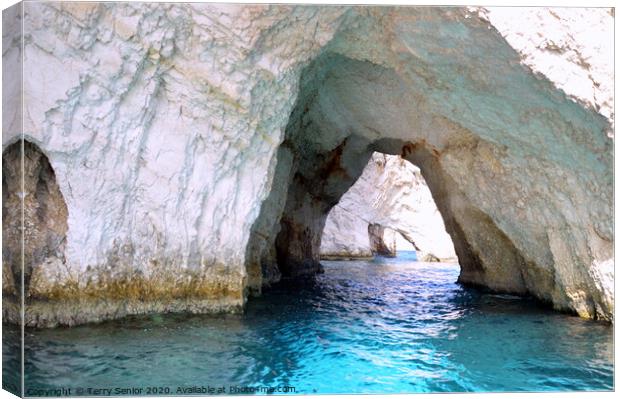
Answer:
xmin=5 ymin=252 xmax=613 ymax=394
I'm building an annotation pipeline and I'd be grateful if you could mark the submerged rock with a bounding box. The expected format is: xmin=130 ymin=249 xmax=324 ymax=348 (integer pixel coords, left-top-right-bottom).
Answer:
xmin=2 ymin=3 xmax=613 ymax=325
xmin=421 ymin=253 xmax=441 ymax=263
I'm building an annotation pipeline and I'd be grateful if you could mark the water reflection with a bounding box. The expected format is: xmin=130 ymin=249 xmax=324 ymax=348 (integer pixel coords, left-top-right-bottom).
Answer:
xmin=2 ymin=252 xmax=613 ymax=394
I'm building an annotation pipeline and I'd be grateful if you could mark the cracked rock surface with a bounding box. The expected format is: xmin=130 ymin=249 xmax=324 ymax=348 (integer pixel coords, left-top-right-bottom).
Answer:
xmin=2 ymin=3 xmax=613 ymax=325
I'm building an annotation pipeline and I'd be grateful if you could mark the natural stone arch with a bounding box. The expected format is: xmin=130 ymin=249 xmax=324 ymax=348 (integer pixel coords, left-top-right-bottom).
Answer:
xmin=0 ymin=4 xmax=609 ymax=327
xmin=368 ymin=223 xmax=397 ymax=258
xmin=318 ymin=151 xmax=457 ymax=262
xmin=245 ymin=45 xmax=612 ymax=321
xmin=247 ymin=53 xmax=527 ymax=287
xmin=2 ymin=140 xmax=68 ymax=298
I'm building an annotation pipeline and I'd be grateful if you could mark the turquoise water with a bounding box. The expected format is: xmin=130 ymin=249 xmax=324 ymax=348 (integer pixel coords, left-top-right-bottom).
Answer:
xmin=4 ymin=252 xmax=614 ymax=394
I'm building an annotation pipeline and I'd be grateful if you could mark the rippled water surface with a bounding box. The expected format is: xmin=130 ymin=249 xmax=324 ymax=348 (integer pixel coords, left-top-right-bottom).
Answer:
xmin=4 ymin=252 xmax=614 ymax=394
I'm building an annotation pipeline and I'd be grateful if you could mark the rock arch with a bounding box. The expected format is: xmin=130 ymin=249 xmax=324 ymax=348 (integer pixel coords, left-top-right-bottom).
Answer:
xmin=246 ymin=47 xmax=613 ymax=321
xmin=318 ymin=151 xmax=458 ymax=262
xmin=368 ymin=224 xmax=397 ymax=258
xmin=2 ymin=140 xmax=68 ymax=298
xmin=4 ymin=4 xmax=611 ymax=325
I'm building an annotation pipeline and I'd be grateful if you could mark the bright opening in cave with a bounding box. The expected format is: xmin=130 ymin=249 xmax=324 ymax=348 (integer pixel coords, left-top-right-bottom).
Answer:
xmin=244 ymin=53 xmax=484 ymax=295
xmin=319 ymin=152 xmax=457 ymax=263
xmin=245 ymin=49 xmax=594 ymax=309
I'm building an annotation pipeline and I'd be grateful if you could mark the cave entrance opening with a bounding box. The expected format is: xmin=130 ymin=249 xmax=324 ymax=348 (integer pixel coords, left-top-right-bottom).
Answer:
xmin=318 ymin=152 xmax=458 ymax=263
xmin=245 ymin=52 xmax=498 ymax=297
xmin=2 ymin=139 xmax=68 ymax=298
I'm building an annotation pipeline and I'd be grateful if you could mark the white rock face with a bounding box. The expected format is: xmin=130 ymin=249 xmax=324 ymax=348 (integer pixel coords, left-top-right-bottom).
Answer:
xmin=2 ymin=3 xmax=613 ymax=325
xmin=474 ymin=7 xmax=614 ymax=132
xmin=319 ymin=203 xmax=374 ymax=259
xmin=320 ymin=153 xmax=457 ymax=261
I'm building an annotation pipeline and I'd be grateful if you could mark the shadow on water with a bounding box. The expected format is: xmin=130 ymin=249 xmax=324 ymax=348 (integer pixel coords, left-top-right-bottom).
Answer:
xmin=4 ymin=251 xmax=613 ymax=394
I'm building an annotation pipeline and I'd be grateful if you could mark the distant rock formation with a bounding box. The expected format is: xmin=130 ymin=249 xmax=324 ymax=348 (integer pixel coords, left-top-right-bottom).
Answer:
xmin=368 ymin=224 xmax=397 ymax=257
xmin=320 ymin=153 xmax=457 ymax=262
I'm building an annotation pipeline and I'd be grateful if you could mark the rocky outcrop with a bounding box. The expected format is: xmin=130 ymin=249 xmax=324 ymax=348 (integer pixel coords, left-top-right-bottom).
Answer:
xmin=318 ymin=206 xmax=374 ymax=260
xmin=319 ymin=152 xmax=457 ymax=262
xmin=368 ymin=224 xmax=397 ymax=257
xmin=3 ymin=3 xmax=613 ymax=325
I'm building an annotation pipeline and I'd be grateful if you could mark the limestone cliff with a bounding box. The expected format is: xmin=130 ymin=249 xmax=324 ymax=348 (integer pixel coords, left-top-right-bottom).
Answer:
xmin=2 ymin=3 xmax=613 ymax=325
xmin=477 ymin=7 xmax=614 ymax=131
xmin=320 ymin=153 xmax=457 ymax=262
